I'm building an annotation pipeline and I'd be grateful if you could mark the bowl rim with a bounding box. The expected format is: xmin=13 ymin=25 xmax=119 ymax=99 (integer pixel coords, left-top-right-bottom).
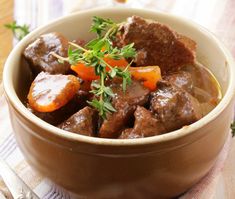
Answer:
xmin=3 ymin=7 xmax=235 ymax=146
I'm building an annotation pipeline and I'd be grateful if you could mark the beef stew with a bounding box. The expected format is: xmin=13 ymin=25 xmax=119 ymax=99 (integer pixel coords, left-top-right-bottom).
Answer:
xmin=23 ymin=16 xmax=221 ymax=139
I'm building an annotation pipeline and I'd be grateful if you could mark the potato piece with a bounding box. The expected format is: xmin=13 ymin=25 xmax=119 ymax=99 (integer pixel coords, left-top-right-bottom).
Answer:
xmin=28 ymin=72 xmax=80 ymax=112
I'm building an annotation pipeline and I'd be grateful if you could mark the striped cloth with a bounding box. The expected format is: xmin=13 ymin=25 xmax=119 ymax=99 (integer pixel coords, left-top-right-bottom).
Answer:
xmin=0 ymin=96 xmax=71 ymax=198
xmin=1 ymin=0 xmax=234 ymax=198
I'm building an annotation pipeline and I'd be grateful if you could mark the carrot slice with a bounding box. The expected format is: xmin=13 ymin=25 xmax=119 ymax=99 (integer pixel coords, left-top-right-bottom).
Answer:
xmin=71 ymin=63 xmax=99 ymax=81
xmin=28 ymin=72 xmax=80 ymax=112
xmin=103 ymin=57 xmax=129 ymax=68
xmin=71 ymin=58 xmax=129 ymax=81
xmin=130 ymin=66 xmax=161 ymax=91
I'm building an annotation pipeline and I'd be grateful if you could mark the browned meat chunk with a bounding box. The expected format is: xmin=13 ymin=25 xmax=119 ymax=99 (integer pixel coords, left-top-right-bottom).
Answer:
xmin=163 ymin=71 xmax=194 ymax=94
xmin=72 ymin=38 xmax=86 ymax=46
xmin=58 ymin=107 xmax=98 ymax=136
xmin=99 ymin=80 xmax=150 ymax=138
xmin=24 ymin=32 xmax=70 ymax=75
xmin=119 ymin=106 xmax=166 ymax=139
xmin=119 ymin=128 xmax=142 ymax=139
xmin=150 ymin=80 xmax=202 ymax=132
xmin=27 ymin=89 xmax=89 ymax=125
xmin=119 ymin=16 xmax=196 ymax=74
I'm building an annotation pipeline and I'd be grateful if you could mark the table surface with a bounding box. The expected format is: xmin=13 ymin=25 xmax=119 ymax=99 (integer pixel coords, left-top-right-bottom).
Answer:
xmin=0 ymin=0 xmax=13 ymax=83
xmin=0 ymin=0 xmax=235 ymax=198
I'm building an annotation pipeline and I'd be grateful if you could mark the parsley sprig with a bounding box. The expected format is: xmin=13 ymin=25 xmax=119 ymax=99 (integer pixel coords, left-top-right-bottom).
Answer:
xmin=4 ymin=21 xmax=30 ymax=41
xmin=52 ymin=16 xmax=136 ymax=118
xmin=231 ymin=121 xmax=235 ymax=137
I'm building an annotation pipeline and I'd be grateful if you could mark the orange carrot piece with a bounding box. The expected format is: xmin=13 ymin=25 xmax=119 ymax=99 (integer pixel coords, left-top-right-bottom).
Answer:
xmin=71 ymin=58 xmax=129 ymax=81
xmin=28 ymin=72 xmax=80 ymax=112
xmin=130 ymin=66 xmax=161 ymax=91
xmin=103 ymin=57 xmax=129 ymax=68
xmin=71 ymin=63 xmax=99 ymax=81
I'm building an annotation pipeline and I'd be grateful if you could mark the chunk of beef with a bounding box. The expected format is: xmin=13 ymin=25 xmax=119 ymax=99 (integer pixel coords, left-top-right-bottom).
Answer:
xmin=119 ymin=128 xmax=143 ymax=139
xmin=24 ymin=32 xmax=70 ymax=75
xmin=119 ymin=106 xmax=166 ymax=139
xmin=27 ymin=89 xmax=89 ymax=125
xmin=163 ymin=71 xmax=194 ymax=94
xmin=150 ymin=80 xmax=202 ymax=132
xmin=99 ymin=80 xmax=150 ymax=138
xmin=72 ymin=38 xmax=86 ymax=46
xmin=58 ymin=106 xmax=98 ymax=136
xmin=119 ymin=16 xmax=196 ymax=74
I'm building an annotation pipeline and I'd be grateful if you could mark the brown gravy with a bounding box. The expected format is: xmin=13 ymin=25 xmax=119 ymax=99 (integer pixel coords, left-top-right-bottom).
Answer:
xmin=182 ymin=63 xmax=221 ymax=116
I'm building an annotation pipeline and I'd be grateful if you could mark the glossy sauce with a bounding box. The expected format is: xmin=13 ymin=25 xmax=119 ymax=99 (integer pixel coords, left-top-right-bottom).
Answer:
xmin=182 ymin=63 xmax=222 ymax=116
xmin=27 ymin=72 xmax=80 ymax=112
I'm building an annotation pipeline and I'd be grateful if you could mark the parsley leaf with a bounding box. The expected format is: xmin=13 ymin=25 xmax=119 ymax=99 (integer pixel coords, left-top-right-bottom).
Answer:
xmin=51 ymin=16 xmax=136 ymax=118
xmin=231 ymin=121 xmax=235 ymax=137
xmin=90 ymin=16 xmax=115 ymax=37
xmin=4 ymin=21 xmax=30 ymax=41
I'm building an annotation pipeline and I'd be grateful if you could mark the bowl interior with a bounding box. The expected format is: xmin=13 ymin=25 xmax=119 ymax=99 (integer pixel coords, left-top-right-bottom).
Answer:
xmin=3 ymin=8 xmax=234 ymax=144
xmin=14 ymin=9 xmax=230 ymax=99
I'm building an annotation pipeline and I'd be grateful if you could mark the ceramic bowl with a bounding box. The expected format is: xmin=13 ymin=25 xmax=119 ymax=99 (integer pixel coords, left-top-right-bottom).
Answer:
xmin=3 ymin=8 xmax=235 ymax=198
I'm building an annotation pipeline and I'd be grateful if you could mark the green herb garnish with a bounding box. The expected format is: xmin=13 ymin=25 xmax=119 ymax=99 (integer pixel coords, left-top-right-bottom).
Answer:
xmin=52 ymin=16 xmax=136 ymax=119
xmin=231 ymin=121 xmax=235 ymax=137
xmin=4 ymin=21 xmax=30 ymax=41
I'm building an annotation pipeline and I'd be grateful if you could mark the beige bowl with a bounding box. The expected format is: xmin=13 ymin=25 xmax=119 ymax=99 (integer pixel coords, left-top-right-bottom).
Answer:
xmin=3 ymin=8 xmax=235 ymax=198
